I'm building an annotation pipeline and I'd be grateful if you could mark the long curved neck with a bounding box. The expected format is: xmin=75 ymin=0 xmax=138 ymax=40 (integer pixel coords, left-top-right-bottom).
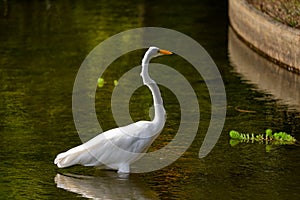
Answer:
xmin=141 ymin=56 xmax=166 ymax=124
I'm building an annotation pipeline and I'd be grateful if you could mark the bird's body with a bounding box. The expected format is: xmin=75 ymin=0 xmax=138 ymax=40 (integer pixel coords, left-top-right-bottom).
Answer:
xmin=54 ymin=47 xmax=172 ymax=173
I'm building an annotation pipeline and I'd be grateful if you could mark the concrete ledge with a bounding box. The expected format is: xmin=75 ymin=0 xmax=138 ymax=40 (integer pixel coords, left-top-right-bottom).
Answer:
xmin=228 ymin=0 xmax=300 ymax=73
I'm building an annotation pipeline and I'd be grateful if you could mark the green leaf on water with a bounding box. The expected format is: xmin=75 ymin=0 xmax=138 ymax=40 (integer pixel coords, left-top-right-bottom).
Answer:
xmin=265 ymin=129 xmax=272 ymax=137
xmin=97 ymin=78 xmax=105 ymax=88
xmin=114 ymin=80 xmax=118 ymax=86
xmin=229 ymin=130 xmax=241 ymax=139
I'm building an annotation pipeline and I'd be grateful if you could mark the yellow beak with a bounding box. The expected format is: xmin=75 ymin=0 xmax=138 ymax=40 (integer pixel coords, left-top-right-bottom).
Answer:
xmin=159 ymin=49 xmax=173 ymax=55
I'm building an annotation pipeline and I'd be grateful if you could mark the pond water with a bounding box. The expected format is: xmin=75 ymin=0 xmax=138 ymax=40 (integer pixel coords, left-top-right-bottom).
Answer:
xmin=1 ymin=0 xmax=300 ymax=199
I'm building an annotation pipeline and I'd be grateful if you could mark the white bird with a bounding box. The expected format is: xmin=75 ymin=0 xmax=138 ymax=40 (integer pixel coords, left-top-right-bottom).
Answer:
xmin=54 ymin=46 xmax=173 ymax=173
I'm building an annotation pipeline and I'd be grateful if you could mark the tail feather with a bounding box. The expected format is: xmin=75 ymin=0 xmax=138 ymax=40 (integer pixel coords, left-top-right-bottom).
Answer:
xmin=54 ymin=145 xmax=99 ymax=168
xmin=54 ymin=134 xmax=111 ymax=168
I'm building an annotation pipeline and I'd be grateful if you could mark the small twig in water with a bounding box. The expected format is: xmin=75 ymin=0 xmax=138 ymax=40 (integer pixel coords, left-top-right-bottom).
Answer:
xmin=235 ymin=106 xmax=257 ymax=113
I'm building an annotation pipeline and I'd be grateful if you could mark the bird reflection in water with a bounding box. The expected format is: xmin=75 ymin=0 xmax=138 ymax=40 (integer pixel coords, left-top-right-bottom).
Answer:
xmin=55 ymin=172 xmax=159 ymax=199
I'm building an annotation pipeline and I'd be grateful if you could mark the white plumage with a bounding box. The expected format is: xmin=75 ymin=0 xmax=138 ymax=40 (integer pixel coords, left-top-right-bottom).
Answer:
xmin=54 ymin=47 xmax=172 ymax=173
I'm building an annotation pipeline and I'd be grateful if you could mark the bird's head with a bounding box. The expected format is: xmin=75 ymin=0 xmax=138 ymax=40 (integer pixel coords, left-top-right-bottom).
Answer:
xmin=145 ymin=46 xmax=173 ymax=59
xmin=141 ymin=46 xmax=173 ymax=84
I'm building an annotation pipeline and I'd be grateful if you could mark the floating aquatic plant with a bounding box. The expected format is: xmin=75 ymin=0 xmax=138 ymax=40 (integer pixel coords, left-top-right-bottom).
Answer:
xmin=229 ymin=129 xmax=296 ymax=147
xmin=97 ymin=78 xmax=105 ymax=88
xmin=97 ymin=78 xmax=118 ymax=88
xmin=114 ymin=80 xmax=118 ymax=86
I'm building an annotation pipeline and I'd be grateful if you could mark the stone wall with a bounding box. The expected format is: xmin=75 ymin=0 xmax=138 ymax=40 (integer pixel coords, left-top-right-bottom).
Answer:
xmin=228 ymin=0 xmax=300 ymax=73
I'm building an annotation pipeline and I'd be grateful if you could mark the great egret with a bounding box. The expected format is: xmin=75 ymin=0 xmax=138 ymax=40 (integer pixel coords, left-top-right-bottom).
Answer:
xmin=54 ymin=46 xmax=173 ymax=173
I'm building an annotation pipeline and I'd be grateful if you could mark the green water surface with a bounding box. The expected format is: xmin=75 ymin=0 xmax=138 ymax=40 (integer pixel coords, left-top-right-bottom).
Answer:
xmin=1 ymin=0 xmax=300 ymax=199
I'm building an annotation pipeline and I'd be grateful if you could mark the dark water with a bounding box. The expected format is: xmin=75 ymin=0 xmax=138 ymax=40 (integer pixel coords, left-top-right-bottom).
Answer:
xmin=1 ymin=0 xmax=300 ymax=199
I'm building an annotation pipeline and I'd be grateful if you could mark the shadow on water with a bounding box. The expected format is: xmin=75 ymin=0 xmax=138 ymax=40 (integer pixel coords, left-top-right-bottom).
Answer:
xmin=228 ymin=27 xmax=300 ymax=111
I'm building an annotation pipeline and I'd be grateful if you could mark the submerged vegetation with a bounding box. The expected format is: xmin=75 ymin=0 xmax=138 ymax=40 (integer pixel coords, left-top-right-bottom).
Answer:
xmin=229 ymin=129 xmax=297 ymax=148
